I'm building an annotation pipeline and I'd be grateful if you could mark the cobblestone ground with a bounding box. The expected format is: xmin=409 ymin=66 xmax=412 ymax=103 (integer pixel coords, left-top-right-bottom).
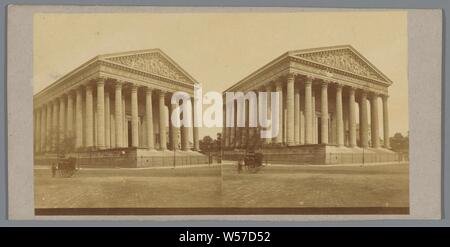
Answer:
xmin=221 ymin=163 xmax=409 ymax=208
xmin=35 ymin=165 xmax=222 ymax=208
xmin=35 ymin=163 xmax=409 ymax=209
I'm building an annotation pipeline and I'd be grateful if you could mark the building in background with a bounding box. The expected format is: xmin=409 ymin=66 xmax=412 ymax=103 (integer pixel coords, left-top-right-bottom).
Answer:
xmin=222 ymin=45 xmax=397 ymax=164
xmin=33 ymin=49 xmax=206 ymax=167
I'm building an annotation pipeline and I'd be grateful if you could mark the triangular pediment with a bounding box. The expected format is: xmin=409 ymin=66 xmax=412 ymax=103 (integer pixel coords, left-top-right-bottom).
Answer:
xmin=100 ymin=49 xmax=195 ymax=84
xmin=291 ymin=46 xmax=391 ymax=83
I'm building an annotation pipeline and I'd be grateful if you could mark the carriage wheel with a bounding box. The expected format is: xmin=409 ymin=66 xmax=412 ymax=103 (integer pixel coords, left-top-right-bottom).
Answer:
xmin=68 ymin=170 xmax=76 ymax=177
xmin=59 ymin=169 xmax=71 ymax=178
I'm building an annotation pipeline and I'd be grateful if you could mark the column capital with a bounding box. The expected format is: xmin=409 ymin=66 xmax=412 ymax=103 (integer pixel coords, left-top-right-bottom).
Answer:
xmin=360 ymin=90 xmax=368 ymax=97
xmin=321 ymin=81 xmax=328 ymax=88
xmin=96 ymin=79 xmax=105 ymax=85
xmin=287 ymin=72 xmax=296 ymax=80
xmin=322 ymin=78 xmax=333 ymax=84
xmin=305 ymin=75 xmax=314 ymax=83
xmin=265 ymin=83 xmax=273 ymax=91
xmin=381 ymin=94 xmax=389 ymax=99
xmin=145 ymin=87 xmax=153 ymax=93
xmin=335 ymin=83 xmax=343 ymax=89
xmin=370 ymin=92 xmax=379 ymax=99
xmin=114 ymin=81 xmax=123 ymax=89
xmin=130 ymin=83 xmax=138 ymax=91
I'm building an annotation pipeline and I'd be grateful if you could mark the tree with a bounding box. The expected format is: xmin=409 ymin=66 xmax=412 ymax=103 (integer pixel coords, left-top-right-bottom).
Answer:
xmin=390 ymin=132 xmax=409 ymax=152
xmin=199 ymin=135 xmax=214 ymax=152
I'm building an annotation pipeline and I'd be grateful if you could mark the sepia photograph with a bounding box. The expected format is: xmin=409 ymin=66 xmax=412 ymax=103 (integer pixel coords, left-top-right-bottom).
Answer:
xmin=29 ymin=10 xmax=411 ymax=215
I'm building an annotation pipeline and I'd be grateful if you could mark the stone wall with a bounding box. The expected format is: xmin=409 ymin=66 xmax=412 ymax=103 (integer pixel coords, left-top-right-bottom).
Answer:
xmin=34 ymin=148 xmax=209 ymax=168
xmin=223 ymin=144 xmax=401 ymax=165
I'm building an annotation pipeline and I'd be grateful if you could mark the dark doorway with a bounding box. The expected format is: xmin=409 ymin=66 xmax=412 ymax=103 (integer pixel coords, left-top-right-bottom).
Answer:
xmin=127 ymin=120 xmax=132 ymax=147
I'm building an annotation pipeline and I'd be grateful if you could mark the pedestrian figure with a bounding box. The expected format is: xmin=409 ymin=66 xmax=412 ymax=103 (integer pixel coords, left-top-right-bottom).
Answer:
xmin=237 ymin=159 xmax=244 ymax=173
xmin=51 ymin=162 xmax=57 ymax=178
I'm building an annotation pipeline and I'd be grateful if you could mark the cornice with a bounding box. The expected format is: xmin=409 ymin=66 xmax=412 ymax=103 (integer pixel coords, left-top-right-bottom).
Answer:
xmin=289 ymin=56 xmax=391 ymax=88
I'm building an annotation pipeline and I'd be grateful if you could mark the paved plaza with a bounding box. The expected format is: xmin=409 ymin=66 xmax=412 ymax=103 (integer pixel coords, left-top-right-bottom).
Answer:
xmin=221 ymin=162 xmax=409 ymax=208
xmin=35 ymin=165 xmax=222 ymax=208
xmin=35 ymin=162 xmax=409 ymax=209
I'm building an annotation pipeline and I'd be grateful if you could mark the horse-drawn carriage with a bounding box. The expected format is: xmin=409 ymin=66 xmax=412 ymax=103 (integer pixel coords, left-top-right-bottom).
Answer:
xmin=53 ymin=155 xmax=78 ymax=178
xmin=238 ymin=150 xmax=264 ymax=173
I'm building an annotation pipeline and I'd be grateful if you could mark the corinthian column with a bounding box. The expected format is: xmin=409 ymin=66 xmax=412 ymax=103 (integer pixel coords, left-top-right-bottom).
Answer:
xmin=225 ymin=96 xmax=233 ymax=147
xmin=360 ymin=92 xmax=369 ymax=148
xmin=264 ymin=84 xmax=272 ymax=145
xmin=40 ymin=106 xmax=46 ymax=153
xmin=170 ymin=97 xmax=180 ymax=151
xmin=222 ymin=100 xmax=227 ymax=148
xmin=114 ymin=82 xmax=123 ymax=148
xmin=145 ymin=87 xmax=155 ymax=150
xmin=85 ymin=84 xmax=94 ymax=148
xmin=286 ymin=73 xmax=295 ymax=146
xmin=370 ymin=93 xmax=380 ymax=148
xmin=122 ymin=95 xmax=127 ymax=147
xmin=192 ymin=99 xmax=200 ymax=151
xmin=105 ymin=89 xmax=111 ymax=149
xmin=275 ymin=81 xmax=283 ymax=144
xmin=131 ymin=84 xmax=139 ymax=147
xmin=304 ymin=76 xmax=313 ymax=144
xmin=96 ymin=80 xmax=105 ymax=149
xmin=348 ymin=87 xmax=357 ymax=147
xmin=75 ymin=88 xmax=83 ymax=148
xmin=294 ymin=82 xmax=301 ymax=145
xmin=67 ymin=92 xmax=74 ymax=139
xmin=230 ymin=100 xmax=237 ymax=147
xmin=182 ymin=101 xmax=190 ymax=151
xmin=312 ymin=92 xmax=316 ymax=144
xmin=336 ymin=84 xmax=344 ymax=147
xmin=320 ymin=81 xmax=329 ymax=144
xmin=35 ymin=109 xmax=41 ymax=153
xmin=243 ymin=99 xmax=249 ymax=147
xmin=235 ymin=100 xmax=241 ymax=148
xmin=59 ymin=96 xmax=65 ymax=144
xmin=46 ymin=103 xmax=52 ymax=152
xmin=52 ymin=99 xmax=59 ymax=151
xmin=223 ymin=99 xmax=230 ymax=148
xmin=382 ymin=95 xmax=390 ymax=149
xmin=159 ymin=91 xmax=167 ymax=150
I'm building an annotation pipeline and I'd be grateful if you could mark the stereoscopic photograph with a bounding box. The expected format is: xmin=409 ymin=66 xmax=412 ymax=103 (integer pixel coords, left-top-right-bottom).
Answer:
xmin=25 ymin=9 xmax=414 ymax=216
xmin=6 ymin=5 xmax=443 ymax=220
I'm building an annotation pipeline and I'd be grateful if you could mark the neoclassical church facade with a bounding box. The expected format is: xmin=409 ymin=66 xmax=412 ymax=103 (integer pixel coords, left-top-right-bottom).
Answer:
xmin=33 ymin=49 xmax=207 ymax=167
xmin=34 ymin=45 xmax=400 ymax=167
xmin=222 ymin=45 xmax=398 ymax=164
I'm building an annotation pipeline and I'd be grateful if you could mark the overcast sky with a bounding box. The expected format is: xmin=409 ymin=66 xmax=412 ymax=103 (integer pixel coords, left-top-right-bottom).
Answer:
xmin=34 ymin=10 xmax=408 ymax=138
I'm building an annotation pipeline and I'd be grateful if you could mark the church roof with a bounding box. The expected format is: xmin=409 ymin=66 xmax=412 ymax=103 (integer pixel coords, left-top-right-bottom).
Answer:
xmin=35 ymin=48 xmax=197 ymax=98
xmin=225 ymin=45 xmax=392 ymax=92
xmin=98 ymin=48 xmax=198 ymax=84
xmin=288 ymin=45 xmax=392 ymax=84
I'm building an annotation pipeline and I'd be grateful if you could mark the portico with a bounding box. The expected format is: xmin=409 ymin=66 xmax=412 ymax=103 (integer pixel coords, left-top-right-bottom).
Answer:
xmin=33 ymin=49 xmax=205 ymax=167
xmin=222 ymin=45 xmax=395 ymax=164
